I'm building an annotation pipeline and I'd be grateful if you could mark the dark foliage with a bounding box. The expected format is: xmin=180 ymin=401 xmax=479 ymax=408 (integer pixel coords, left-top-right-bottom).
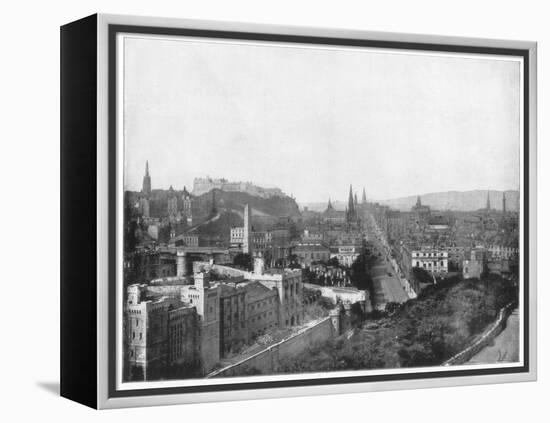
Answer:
xmin=233 ymin=253 xmax=252 ymax=270
xmin=277 ymin=274 xmax=517 ymax=373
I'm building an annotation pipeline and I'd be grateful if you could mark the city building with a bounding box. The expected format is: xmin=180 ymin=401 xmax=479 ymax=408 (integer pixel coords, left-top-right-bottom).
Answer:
xmin=218 ymin=284 xmax=247 ymax=356
xmin=245 ymin=257 xmax=304 ymax=328
xmin=408 ymin=246 xmax=449 ymax=275
xmin=411 ymin=196 xmax=431 ymax=222
xmin=126 ymin=250 xmax=177 ymax=283
xmin=230 ymin=227 xmax=273 ymax=253
xmin=125 ymin=284 xmax=199 ymax=381
xmin=243 ymin=281 xmax=279 ymax=337
xmin=487 ymin=244 xmax=519 ymax=260
xmin=322 ymin=199 xmax=346 ymax=225
xmin=329 ymin=244 xmax=362 ymax=267
xmin=293 ymin=242 xmax=330 ymax=267
xmin=301 ymin=229 xmax=324 ymax=243
xmin=463 ymin=248 xmax=487 ymax=279
xmin=170 ymin=233 xmax=200 ymax=248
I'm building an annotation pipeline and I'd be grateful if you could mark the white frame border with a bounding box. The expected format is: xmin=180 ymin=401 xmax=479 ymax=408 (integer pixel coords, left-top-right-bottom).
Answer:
xmin=96 ymin=13 xmax=537 ymax=409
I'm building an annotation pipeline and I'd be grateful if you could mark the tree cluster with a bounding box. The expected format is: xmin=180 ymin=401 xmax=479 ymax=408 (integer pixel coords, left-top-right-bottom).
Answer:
xmin=276 ymin=274 xmax=517 ymax=374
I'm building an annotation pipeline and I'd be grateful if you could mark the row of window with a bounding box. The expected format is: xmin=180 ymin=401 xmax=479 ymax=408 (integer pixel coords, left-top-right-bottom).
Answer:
xmin=248 ymin=297 xmax=275 ymax=311
xmin=250 ymin=310 xmax=273 ymax=323
xmin=413 ymin=252 xmax=447 ymax=258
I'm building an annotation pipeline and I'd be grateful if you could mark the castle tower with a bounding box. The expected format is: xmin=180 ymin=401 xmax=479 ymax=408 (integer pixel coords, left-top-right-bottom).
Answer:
xmin=243 ymin=204 xmax=252 ymax=254
xmin=142 ymin=161 xmax=151 ymax=196
xmin=362 ymin=187 xmax=367 ymax=204
xmin=190 ymin=272 xmax=220 ymax=373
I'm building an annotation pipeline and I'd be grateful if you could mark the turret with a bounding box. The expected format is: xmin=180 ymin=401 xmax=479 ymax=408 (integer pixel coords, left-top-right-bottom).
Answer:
xmin=127 ymin=284 xmax=144 ymax=305
xmin=254 ymin=253 xmax=265 ymax=275
xmin=194 ymin=272 xmax=210 ymax=290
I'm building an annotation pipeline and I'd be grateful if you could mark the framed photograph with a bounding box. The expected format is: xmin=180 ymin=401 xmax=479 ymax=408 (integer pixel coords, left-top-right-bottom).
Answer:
xmin=60 ymin=14 xmax=537 ymax=409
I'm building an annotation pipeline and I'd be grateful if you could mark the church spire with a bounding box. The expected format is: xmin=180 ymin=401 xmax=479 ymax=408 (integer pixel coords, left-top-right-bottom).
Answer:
xmin=502 ymin=192 xmax=506 ymax=214
xmin=327 ymin=198 xmax=333 ymax=210
xmin=142 ymin=160 xmax=151 ymax=196
xmin=347 ymin=185 xmax=356 ymax=223
xmin=348 ymin=185 xmax=354 ymax=214
xmin=486 ymin=190 xmax=491 ymax=210
xmin=362 ymin=187 xmax=367 ymax=204
xmin=416 ymin=196 xmax=421 ymax=207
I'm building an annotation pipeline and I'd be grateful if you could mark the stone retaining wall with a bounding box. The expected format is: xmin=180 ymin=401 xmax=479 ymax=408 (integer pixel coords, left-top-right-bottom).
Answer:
xmin=443 ymin=302 xmax=515 ymax=366
xmin=207 ymin=316 xmax=334 ymax=377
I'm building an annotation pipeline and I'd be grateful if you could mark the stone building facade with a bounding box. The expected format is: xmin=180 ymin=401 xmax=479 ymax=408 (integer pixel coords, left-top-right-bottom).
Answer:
xmin=125 ymin=284 xmax=198 ymax=381
xmin=410 ymin=248 xmax=449 ymax=275
xmin=180 ymin=273 xmax=221 ymax=373
xmin=218 ymin=284 xmax=247 ymax=356
xmin=243 ymin=282 xmax=279 ymax=337
xmin=294 ymin=243 xmax=330 ymax=267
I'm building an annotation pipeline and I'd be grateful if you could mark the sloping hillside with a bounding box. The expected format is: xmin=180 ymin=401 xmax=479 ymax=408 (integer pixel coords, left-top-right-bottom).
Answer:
xmin=190 ymin=189 xmax=301 ymax=236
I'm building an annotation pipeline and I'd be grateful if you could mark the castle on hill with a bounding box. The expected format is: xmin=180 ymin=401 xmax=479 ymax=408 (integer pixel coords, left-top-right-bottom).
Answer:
xmin=192 ymin=176 xmax=285 ymax=199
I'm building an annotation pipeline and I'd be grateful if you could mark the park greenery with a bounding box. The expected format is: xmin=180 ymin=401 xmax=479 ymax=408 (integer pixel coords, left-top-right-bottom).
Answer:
xmin=277 ymin=274 xmax=517 ymax=373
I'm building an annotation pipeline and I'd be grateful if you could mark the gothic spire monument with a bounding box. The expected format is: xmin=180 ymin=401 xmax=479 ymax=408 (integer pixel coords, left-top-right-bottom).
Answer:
xmin=502 ymin=192 xmax=507 ymax=214
xmin=486 ymin=189 xmax=491 ymax=210
xmin=142 ymin=160 xmax=151 ymax=196
xmin=362 ymin=187 xmax=367 ymax=204
xmin=346 ymin=184 xmax=357 ymax=223
xmin=348 ymin=185 xmax=354 ymax=212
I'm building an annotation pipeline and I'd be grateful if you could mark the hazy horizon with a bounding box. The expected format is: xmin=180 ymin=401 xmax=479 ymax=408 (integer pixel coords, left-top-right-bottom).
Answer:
xmin=123 ymin=35 xmax=522 ymax=203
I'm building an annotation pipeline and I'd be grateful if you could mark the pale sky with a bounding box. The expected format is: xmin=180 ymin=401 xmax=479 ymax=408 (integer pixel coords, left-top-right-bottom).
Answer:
xmin=122 ymin=35 xmax=521 ymax=203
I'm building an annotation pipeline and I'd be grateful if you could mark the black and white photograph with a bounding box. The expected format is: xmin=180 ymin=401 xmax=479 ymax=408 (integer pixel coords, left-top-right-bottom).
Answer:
xmin=117 ymin=30 xmax=526 ymax=387
xmin=3 ymin=0 xmax=547 ymax=419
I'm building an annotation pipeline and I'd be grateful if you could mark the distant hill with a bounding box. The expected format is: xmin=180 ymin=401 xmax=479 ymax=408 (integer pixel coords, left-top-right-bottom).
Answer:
xmin=300 ymin=190 xmax=520 ymax=213
xmin=378 ymin=190 xmax=520 ymax=212
xmin=300 ymin=200 xmax=348 ymax=212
